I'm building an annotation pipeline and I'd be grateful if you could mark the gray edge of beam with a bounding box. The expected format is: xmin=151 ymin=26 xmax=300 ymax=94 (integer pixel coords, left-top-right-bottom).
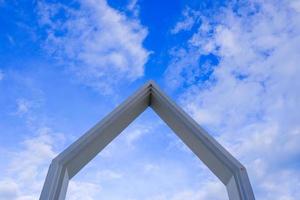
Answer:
xmin=40 ymin=80 xmax=255 ymax=200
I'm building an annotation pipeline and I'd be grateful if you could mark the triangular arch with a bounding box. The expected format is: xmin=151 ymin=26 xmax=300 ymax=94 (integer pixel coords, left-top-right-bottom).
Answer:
xmin=40 ymin=81 xmax=255 ymax=200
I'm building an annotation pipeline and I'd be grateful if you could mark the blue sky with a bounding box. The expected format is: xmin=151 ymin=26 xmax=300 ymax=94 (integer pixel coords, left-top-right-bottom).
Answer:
xmin=1 ymin=0 xmax=300 ymax=199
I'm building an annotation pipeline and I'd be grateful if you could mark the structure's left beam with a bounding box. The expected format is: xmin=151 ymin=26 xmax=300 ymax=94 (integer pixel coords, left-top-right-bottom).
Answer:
xmin=62 ymin=84 xmax=151 ymax=177
xmin=40 ymin=82 xmax=151 ymax=200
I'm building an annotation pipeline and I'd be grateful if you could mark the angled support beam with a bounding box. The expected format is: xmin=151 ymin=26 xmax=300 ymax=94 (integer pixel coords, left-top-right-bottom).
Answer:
xmin=40 ymin=83 xmax=151 ymax=200
xmin=150 ymin=82 xmax=255 ymax=199
xmin=40 ymin=81 xmax=255 ymax=200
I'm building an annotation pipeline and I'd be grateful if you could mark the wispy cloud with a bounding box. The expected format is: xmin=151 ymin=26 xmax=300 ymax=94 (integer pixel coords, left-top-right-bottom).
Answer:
xmin=0 ymin=128 xmax=58 ymax=200
xmin=15 ymin=98 xmax=32 ymax=115
xmin=67 ymin=180 xmax=101 ymax=200
xmin=0 ymin=106 xmax=102 ymax=200
xmin=166 ymin=0 xmax=300 ymax=199
xmin=0 ymin=71 xmax=101 ymax=199
xmin=37 ymin=0 xmax=149 ymax=94
xmin=126 ymin=0 xmax=140 ymax=17
xmin=171 ymin=8 xmax=200 ymax=34
xmin=0 ymin=70 xmax=4 ymax=80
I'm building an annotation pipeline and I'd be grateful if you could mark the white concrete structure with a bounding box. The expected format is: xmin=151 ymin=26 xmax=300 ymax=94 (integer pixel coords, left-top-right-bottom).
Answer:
xmin=40 ymin=81 xmax=255 ymax=200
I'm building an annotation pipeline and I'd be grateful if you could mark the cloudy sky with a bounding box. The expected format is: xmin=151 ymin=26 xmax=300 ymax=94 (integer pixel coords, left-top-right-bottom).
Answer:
xmin=1 ymin=0 xmax=300 ymax=199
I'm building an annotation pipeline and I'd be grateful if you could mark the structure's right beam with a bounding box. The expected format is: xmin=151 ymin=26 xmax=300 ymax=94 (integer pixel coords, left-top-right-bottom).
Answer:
xmin=150 ymin=84 xmax=255 ymax=200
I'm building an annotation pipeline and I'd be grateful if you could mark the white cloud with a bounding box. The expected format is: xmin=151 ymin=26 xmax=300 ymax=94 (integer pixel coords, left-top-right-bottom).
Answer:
xmin=15 ymin=99 xmax=32 ymax=115
xmin=0 ymin=70 xmax=4 ymax=80
xmin=67 ymin=181 xmax=101 ymax=200
xmin=37 ymin=0 xmax=149 ymax=94
xmin=98 ymin=121 xmax=155 ymax=158
xmin=0 ymin=128 xmax=57 ymax=200
xmin=0 ymin=126 xmax=103 ymax=200
xmin=143 ymin=163 xmax=160 ymax=172
xmin=127 ymin=0 xmax=140 ymax=17
xmin=170 ymin=181 xmax=225 ymax=200
xmin=290 ymin=0 xmax=300 ymax=12
xmin=124 ymin=126 xmax=150 ymax=147
xmin=142 ymin=180 xmax=225 ymax=200
xmin=0 ymin=93 xmax=100 ymax=199
xmin=171 ymin=8 xmax=200 ymax=34
xmin=166 ymin=0 xmax=300 ymax=199
xmin=96 ymin=169 xmax=123 ymax=181
xmin=0 ymin=179 xmax=18 ymax=199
